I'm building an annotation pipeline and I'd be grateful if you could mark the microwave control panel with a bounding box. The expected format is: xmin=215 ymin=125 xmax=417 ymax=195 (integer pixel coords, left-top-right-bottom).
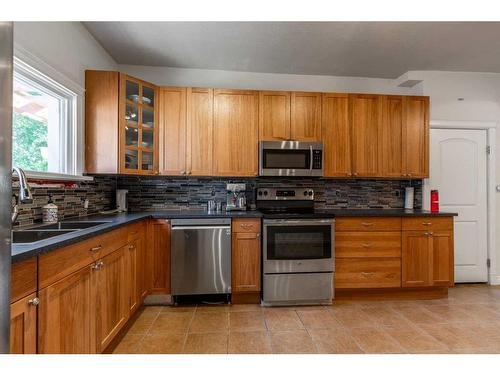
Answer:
xmin=312 ymin=150 xmax=323 ymax=169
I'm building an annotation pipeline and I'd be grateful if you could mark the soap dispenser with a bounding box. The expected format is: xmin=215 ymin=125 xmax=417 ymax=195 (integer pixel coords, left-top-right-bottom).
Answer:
xmin=42 ymin=195 xmax=58 ymax=223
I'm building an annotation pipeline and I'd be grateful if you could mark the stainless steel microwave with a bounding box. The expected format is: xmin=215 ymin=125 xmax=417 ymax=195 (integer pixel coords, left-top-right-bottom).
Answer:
xmin=259 ymin=141 xmax=324 ymax=177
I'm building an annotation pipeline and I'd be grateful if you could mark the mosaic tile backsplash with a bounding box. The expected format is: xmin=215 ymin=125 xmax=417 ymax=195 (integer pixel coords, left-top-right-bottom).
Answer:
xmin=13 ymin=176 xmax=421 ymax=227
xmin=117 ymin=176 xmax=422 ymax=212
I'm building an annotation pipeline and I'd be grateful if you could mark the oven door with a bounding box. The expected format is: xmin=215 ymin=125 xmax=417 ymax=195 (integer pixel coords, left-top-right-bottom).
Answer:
xmin=259 ymin=141 xmax=323 ymax=176
xmin=263 ymin=219 xmax=334 ymax=273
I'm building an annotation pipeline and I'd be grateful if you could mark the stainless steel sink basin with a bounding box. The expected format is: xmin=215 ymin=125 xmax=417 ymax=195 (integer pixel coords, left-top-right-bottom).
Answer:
xmin=37 ymin=221 xmax=110 ymax=230
xmin=12 ymin=229 xmax=77 ymax=244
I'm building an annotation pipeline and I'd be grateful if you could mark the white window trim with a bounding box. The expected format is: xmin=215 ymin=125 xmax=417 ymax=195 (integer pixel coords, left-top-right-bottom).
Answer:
xmin=13 ymin=43 xmax=92 ymax=182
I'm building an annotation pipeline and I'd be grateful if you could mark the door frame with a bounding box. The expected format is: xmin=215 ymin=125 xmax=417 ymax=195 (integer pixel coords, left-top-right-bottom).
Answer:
xmin=424 ymin=120 xmax=497 ymax=285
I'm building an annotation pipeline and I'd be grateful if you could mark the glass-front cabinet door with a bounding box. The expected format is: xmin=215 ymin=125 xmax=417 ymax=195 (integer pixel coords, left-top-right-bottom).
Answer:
xmin=120 ymin=74 xmax=158 ymax=174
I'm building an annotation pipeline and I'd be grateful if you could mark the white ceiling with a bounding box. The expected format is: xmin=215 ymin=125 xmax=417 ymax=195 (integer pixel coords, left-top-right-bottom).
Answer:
xmin=83 ymin=22 xmax=500 ymax=79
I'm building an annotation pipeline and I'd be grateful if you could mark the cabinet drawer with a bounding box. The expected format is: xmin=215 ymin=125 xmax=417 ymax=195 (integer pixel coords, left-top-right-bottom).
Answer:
xmin=335 ymin=217 xmax=401 ymax=232
xmin=402 ymin=217 xmax=453 ymax=231
xmin=11 ymin=258 xmax=37 ymax=303
xmin=39 ymin=227 xmax=128 ymax=288
xmin=336 ymin=232 xmax=401 ymax=258
xmin=335 ymin=258 xmax=401 ymax=289
xmin=232 ymin=218 xmax=261 ymax=233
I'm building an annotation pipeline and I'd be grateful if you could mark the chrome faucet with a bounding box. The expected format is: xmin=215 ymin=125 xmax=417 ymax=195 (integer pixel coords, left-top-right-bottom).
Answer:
xmin=11 ymin=167 xmax=33 ymax=224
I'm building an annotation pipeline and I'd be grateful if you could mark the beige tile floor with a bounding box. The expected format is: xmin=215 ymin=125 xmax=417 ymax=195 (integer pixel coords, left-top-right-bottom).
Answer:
xmin=113 ymin=284 xmax=500 ymax=354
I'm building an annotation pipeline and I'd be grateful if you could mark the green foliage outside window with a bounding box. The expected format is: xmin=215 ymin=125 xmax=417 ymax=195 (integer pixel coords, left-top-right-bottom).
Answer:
xmin=12 ymin=112 xmax=48 ymax=172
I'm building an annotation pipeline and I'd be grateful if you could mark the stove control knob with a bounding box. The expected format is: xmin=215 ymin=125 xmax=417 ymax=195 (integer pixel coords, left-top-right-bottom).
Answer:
xmin=258 ymin=191 xmax=263 ymax=196
xmin=263 ymin=191 xmax=268 ymax=196
xmin=303 ymin=191 xmax=308 ymax=196
xmin=308 ymin=191 xmax=313 ymax=196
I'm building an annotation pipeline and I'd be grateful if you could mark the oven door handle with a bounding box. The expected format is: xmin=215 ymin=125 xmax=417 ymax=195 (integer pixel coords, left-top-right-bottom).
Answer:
xmin=309 ymin=145 xmax=313 ymax=171
xmin=264 ymin=219 xmax=334 ymax=226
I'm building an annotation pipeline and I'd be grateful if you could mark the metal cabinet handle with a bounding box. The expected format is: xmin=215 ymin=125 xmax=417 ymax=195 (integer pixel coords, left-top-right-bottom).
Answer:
xmin=129 ymin=244 xmax=135 ymax=250
xmin=180 ymin=170 xmax=186 ymax=175
xmin=422 ymin=222 xmax=432 ymax=226
xmin=186 ymin=171 xmax=192 ymax=175
xmin=361 ymin=243 xmax=372 ymax=248
xmin=240 ymin=223 xmax=254 ymax=228
xmin=361 ymin=222 xmax=374 ymax=226
xmin=256 ymin=233 xmax=260 ymax=238
xmin=353 ymin=172 xmax=358 ymax=176
xmin=91 ymin=261 xmax=104 ymax=270
xmin=28 ymin=297 xmax=40 ymax=306
xmin=90 ymin=245 xmax=102 ymax=252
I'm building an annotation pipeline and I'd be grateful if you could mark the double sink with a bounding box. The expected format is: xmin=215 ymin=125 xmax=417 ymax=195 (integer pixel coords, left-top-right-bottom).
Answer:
xmin=13 ymin=221 xmax=111 ymax=244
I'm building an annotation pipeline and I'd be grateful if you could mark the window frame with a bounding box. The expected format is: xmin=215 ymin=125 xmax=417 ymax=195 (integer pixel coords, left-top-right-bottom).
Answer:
xmin=12 ymin=45 xmax=91 ymax=181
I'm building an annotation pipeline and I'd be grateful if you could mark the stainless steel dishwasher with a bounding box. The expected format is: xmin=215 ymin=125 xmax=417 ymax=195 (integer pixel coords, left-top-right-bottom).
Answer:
xmin=171 ymin=218 xmax=231 ymax=296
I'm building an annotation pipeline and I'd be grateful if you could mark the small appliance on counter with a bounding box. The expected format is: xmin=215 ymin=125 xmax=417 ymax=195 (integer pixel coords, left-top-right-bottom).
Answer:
xmin=116 ymin=189 xmax=128 ymax=212
xmin=226 ymin=183 xmax=247 ymax=211
xmin=257 ymin=187 xmax=334 ymax=306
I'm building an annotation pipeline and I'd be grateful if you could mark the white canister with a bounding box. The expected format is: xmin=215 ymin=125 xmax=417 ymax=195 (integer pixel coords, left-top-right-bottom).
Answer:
xmin=42 ymin=196 xmax=58 ymax=223
xmin=404 ymin=187 xmax=415 ymax=210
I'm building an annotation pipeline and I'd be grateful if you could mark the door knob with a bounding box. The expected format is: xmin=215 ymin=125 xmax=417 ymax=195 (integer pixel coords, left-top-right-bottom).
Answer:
xmin=28 ymin=297 xmax=40 ymax=306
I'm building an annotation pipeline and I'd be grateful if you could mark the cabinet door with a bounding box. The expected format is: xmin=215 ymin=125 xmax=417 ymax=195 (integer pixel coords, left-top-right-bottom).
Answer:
xmin=126 ymin=239 xmax=141 ymax=315
xmin=213 ymin=89 xmax=259 ymax=176
xmin=259 ymin=91 xmax=291 ymax=141
xmin=380 ymin=95 xmax=403 ymax=177
xmin=431 ymin=231 xmax=454 ymax=286
xmin=232 ymin=232 xmax=261 ymax=293
xmin=147 ymin=219 xmax=171 ymax=294
xmin=402 ymin=231 xmax=432 ymax=287
xmin=159 ymin=87 xmax=187 ymax=175
xmin=10 ymin=293 xmax=37 ymax=354
xmin=120 ymin=75 xmax=159 ymax=175
xmin=290 ymin=92 xmax=322 ymax=141
xmin=322 ymin=93 xmax=351 ymax=177
xmin=187 ymin=88 xmax=213 ymax=176
xmin=38 ymin=265 xmax=94 ymax=354
xmin=350 ymin=94 xmax=382 ymax=177
xmin=94 ymin=247 xmax=128 ymax=353
xmin=403 ymin=96 xmax=429 ymax=178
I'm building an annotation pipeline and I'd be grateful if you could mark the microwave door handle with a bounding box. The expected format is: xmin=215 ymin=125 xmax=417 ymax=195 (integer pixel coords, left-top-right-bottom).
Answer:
xmin=309 ymin=146 xmax=313 ymax=171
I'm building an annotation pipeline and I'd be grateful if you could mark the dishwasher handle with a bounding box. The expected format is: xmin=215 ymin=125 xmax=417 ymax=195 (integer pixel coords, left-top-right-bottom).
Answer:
xmin=171 ymin=225 xmax=231 ymax=231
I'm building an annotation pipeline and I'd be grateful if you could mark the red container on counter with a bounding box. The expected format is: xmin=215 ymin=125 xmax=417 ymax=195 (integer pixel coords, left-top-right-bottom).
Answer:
xmin=430 ymin=190 xmax=439 ymax=213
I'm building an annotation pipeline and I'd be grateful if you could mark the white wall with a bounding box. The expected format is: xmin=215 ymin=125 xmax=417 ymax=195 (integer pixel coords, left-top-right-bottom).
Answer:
xmin=408 ymin=70 xmax=500 ymax=285
xmin=14 ymin=22 xmax=117 ymax=89
xmin=119 ymin=64 xmax=415 ymax=95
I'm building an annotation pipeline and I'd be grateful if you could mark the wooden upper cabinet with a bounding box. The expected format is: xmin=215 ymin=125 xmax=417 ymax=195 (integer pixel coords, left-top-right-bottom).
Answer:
xmin=350 ymin=94 xmax=382 ymax=177
xmin=159 ymin=87 xmax=187 ymax=175
xmin=213 ymin=89 xmax=259 ymax=176
xmin=290 ymin=92 xmax=322 ymax=141
xmin=187 ymin=88 xmax=214 ymax=176
xmin=380 ymin=95 xmax=403 ymax=177
xmin=403 ymin=96 xmax=429 ymax=178
xmin=85 ymin=71 xmax=159 ymax=175
xmin=10 ymin=293 xmax=37 ymax=354
xmin=259 ymin=91 xmax=291 ymax=140
xmin=38 ymin=265 xmax=95 ymax=354
xmin=322 ymin=93 xmax=351 ymax=177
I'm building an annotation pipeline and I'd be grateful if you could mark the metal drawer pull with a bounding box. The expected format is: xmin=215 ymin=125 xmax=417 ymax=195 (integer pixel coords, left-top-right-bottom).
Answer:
xmin=28 ymin=297 xmax=40 ymax=306
xmin=240 ymin=223 xmax=254 ymax=228
xmin=91 ymin=261 xmax=104 ymax=270
xmin=130 ymin=231 xmax=138 ymax=235
xmin=129 ymin=244 xmax=135 ymax=250
xmin=361 ymin=222 xmax=374 ymax=226
xmin=90 ymin=245 xmax=102 ymax=252
xmin=422 ymin=222 xmax=432 ymax=226
xmin=361 ymin=243 xmax=372 ymax=248
xmin=361 ymin=272 xmax=375 ymax=277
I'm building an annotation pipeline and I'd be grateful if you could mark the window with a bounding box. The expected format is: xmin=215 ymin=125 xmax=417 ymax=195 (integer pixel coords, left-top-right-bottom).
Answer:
xmin=12 ymin=58 xmax=78 ymax=175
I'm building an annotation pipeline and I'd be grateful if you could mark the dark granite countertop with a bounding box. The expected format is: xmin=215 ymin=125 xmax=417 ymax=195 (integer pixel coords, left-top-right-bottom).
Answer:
xmin=11 ymin=208 xmax=456 ymax=263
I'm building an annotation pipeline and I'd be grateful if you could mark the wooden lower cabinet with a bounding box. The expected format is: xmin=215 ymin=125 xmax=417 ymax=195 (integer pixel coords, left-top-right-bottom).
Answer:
xmin=10 ymin=293 xmax=37 ymax=354
xmin=38 ymin=265 xmax=95 ymax=354
xmin=147 ymin=219 xmax=171 ymax=294
xmin=94 ymin=246 xmax=129 ymax=352
xmin=232 ymin=232 xmax=261 ymax=293
xmin=402 ymin=229 xmax=454 ymax=288
xmin=126 ymin=238 xmax=142 ymax=314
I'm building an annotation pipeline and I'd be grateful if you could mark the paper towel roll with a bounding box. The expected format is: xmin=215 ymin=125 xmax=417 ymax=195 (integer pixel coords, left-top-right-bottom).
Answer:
xmin=405 ymin=187 xmax=414 ymax=210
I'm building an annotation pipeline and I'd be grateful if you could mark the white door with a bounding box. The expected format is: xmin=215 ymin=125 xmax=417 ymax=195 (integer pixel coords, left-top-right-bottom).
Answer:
xmin=424 ymin=129 xmax=488 ymax=283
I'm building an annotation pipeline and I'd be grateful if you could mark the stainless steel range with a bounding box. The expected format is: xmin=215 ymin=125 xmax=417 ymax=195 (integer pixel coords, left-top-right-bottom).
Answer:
xmin=257 ymin=188 xmax=334 ymax=306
